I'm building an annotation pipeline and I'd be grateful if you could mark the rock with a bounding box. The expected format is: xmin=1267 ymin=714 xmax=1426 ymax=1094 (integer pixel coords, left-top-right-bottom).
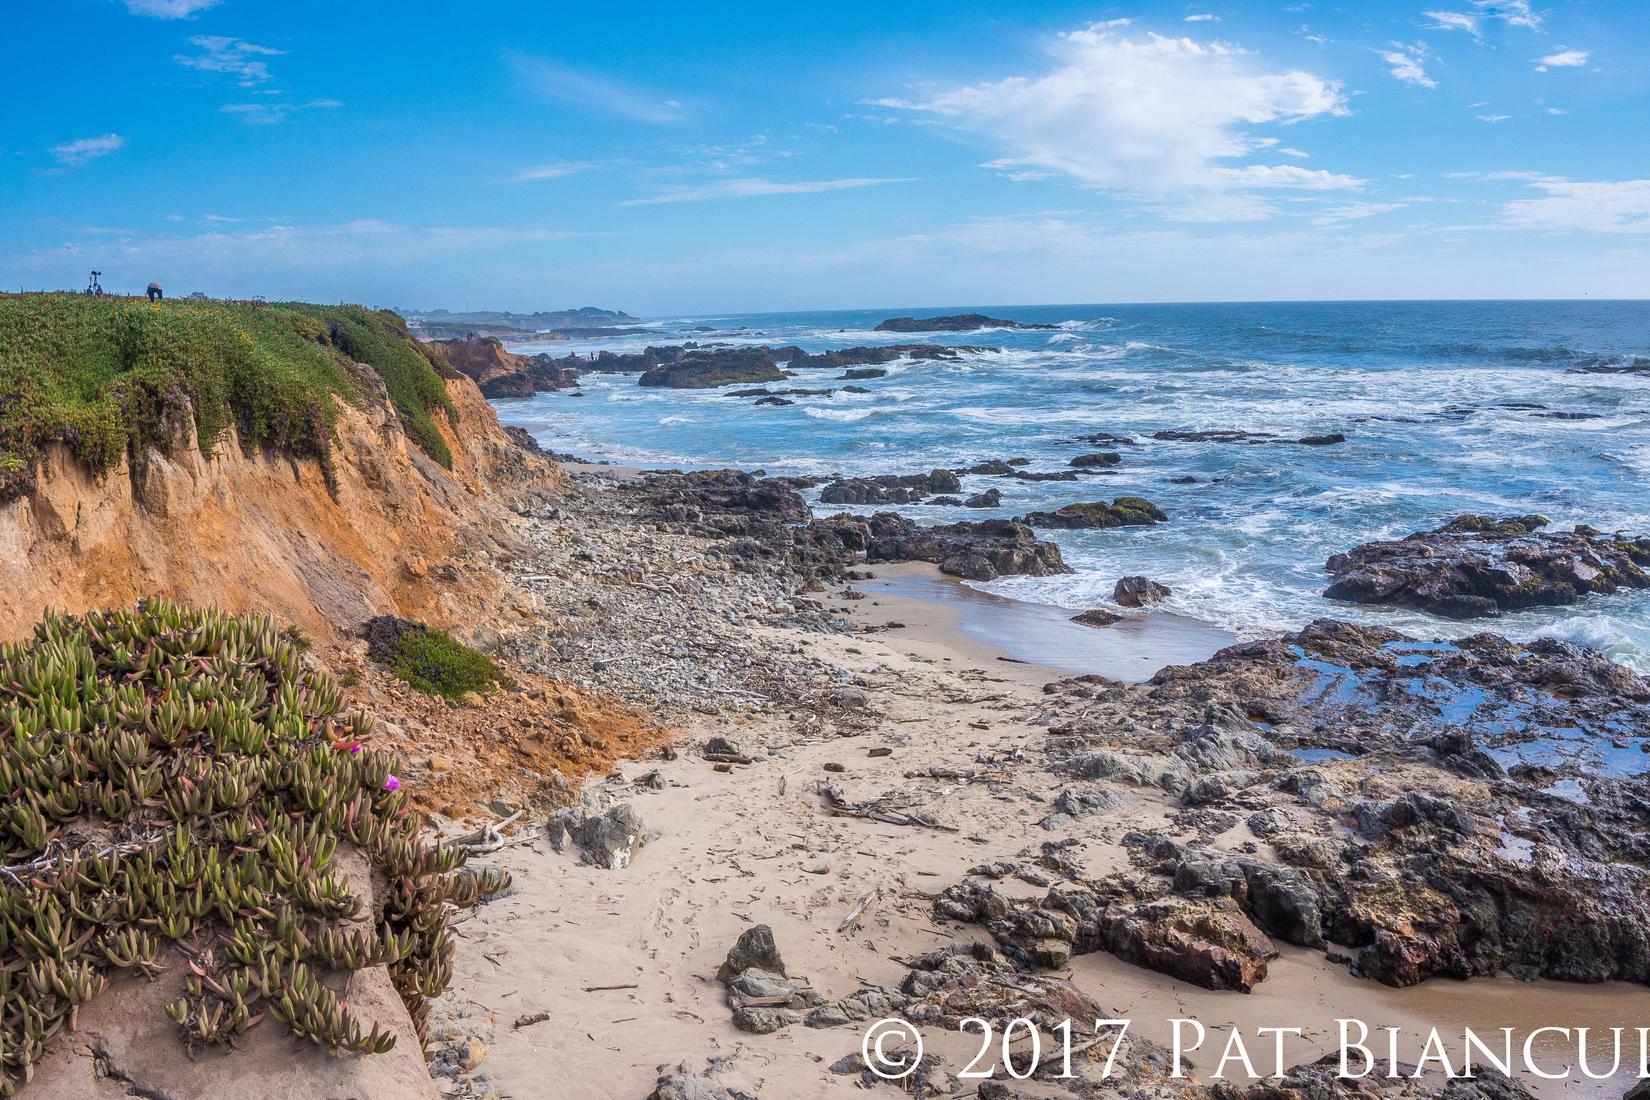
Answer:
xmin=1153 ymin=429 xmax=1348 ymax=446
xmin=838 ymin=367 xmax=886 ymax=379
xmin=1020 ymin=497 xmax=1167 ymax=529
xmin=639 ymin=347 xmax=791 ymax=389
xmin=717 ymin=925 xmax=786 ymax=982
xmin=545 ymin=801 xmax=651 ymax=870
xmin=857 ymin=513 xmax=1070 ymax=581
xmin=1324 ymin=514 xmax=1650 ymax=618
xmin=752 ymin=395 xmax=792 ymax=406
xmin=1114 ymin=576 xmax=1171 ymax=607
xmin=1071 ymin=608 xmax=1123 ymax=627
xmin=873 ymin=313 xmax=1058 ymax=332
xmin=647 ymin=1073 xmax=760 ymax=1100
xmin=962 ymin=489 xmax=1001 ymax=508
xmin=1103 ymin=896 xmax=1278 ymax=992
xmin=819 ymin=470 xmax=959 ymax=505
xmin=1069 ymin=451 xmax=1121 ymax=469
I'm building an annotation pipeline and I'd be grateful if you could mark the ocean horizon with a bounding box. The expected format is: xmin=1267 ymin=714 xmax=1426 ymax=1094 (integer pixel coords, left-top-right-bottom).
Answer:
xmin=499 ymin=299 xmax=1650 ymax=672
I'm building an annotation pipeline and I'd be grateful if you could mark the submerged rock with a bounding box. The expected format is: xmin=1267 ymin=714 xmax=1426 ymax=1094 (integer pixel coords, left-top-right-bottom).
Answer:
xmin=1323 ymin=514 xmax=1650 ymax=618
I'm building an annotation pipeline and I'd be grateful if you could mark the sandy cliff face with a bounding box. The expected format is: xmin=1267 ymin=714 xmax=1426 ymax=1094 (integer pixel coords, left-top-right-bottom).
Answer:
xmin=0 ymin=363 xmax=560 ymax=644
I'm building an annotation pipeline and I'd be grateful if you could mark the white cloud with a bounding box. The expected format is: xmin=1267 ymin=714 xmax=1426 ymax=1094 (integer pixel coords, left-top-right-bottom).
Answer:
xmin=1477 ymin=113 xmax=1511 ymax=122
xmin=1534 ymin=48 xmax=1589 ymax=72
xmin=1184 ymin=13 xmax=1219 ymax=22
xmin=505 ymin=53 xmax=683 ymax=123
xmin=121 ymin=0 xmax=218 ymax=17
xmin=1422 ymin=0 xmax=1543 ymax=37
xmin=50 ymin=134 xmax=127 ymax=165
xmin=508 ymin=162 xmax=596 ymax=183
xmin=1545 ymin=107 xmax=1567 ymax=115
xmin=1503 ymin=179 xmax=1650 ymax=233
xmin=1422 ymin=10 xmax=1480 ymax=36
xmin=875 ymin=25 xmax=1353 ymax=217
xmin=619 ymin=177 xmax=915 ymax=206
xmin=175 ymin=36 xmax=284 ymax=86
xmin=1376 ymin=43 xmax=1436 ymax=89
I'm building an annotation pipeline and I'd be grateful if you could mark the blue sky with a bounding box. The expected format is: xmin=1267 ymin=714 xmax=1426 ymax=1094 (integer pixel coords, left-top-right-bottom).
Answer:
xmin=4 ymin=0 xmax=1647 ymax=314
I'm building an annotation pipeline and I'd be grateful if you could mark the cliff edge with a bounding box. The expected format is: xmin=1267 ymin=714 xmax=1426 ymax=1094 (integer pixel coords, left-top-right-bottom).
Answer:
xmin=0 ymin=294 xmax=562 ymax=644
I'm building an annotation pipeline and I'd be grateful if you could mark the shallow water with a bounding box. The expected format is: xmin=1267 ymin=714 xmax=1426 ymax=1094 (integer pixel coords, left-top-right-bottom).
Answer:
xmin=500 ymin=301 xmax=1650 ymax=671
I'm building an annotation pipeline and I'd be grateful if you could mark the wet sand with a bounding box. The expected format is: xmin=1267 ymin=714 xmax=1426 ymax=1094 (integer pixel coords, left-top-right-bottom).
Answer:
xmin=855 ymin=563 xmax=1238 ymax=683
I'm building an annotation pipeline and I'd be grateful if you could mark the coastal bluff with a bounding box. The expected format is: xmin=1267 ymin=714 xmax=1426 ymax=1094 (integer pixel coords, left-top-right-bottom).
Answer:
xmin=0 ymin=295 xmax=561 ymax=646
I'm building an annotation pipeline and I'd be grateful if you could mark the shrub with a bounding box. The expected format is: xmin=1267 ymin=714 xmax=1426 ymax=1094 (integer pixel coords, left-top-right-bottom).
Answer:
xmin=361 ymin=616 xmax=501 ymax=699
xmin=0 ymin=601 xmax=504 ymax=1093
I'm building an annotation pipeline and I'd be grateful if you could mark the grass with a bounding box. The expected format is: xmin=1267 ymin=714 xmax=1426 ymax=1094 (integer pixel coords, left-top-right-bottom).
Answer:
xmin=0 ymin=293 xmax=459 ymax=500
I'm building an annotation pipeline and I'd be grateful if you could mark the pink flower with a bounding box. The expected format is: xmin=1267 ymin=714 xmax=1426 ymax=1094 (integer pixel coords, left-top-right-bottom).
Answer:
xmin=383 ymin=775 xmax=401 ymax=792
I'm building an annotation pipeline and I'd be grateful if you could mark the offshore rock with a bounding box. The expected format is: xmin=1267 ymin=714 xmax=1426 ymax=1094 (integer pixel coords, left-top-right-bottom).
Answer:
xmin=1324 ymin=514 xmax=1650 ymax=618
xmin=1020 ymin=497 xmax=1167 ymax=529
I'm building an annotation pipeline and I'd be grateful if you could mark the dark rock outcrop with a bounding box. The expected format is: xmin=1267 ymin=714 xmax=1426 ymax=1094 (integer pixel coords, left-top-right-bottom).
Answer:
xmin=818 ymin=470 xmax=961 ymax=506
xmin=639 ymin=347 xmax=791 ymax=389
xmin=1020 ymin=497 xmax=1167 ymax=529
xmin=1324 ymin=514 xmax=1650 ymax=618
xmin=874 ymin=313 xmax=1057 ymax=333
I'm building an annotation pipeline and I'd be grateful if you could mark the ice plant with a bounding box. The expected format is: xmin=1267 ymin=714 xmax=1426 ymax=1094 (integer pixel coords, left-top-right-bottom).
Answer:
xmin=0 ymin=601 xmax=508 ymax=1095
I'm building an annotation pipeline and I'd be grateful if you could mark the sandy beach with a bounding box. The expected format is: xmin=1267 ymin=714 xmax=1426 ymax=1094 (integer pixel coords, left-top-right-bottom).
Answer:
xmin=425 ymin=469 xmax=1648 ymax=1100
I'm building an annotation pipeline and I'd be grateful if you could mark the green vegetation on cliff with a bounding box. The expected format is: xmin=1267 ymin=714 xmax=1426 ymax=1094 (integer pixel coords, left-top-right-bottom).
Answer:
xmin=0 ymin=601 xmax=504 ymax=1092
xmin=0 ymin=294 xmax=459 ymax=500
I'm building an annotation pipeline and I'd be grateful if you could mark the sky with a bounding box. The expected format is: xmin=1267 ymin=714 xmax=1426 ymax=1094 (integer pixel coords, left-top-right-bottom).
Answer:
xmin=4 ymin=0 xmax=1648 ymax=314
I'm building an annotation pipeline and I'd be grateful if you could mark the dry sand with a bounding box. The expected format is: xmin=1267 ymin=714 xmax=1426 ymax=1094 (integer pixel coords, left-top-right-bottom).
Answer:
xmin=438 ymin=562 xmax=1645 ymax=1099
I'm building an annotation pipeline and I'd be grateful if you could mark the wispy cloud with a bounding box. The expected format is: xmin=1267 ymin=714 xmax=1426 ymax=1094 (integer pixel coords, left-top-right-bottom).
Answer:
xmin=619 ymin=177 xmax=915 ymax=206
xmin=220 ymin=98 xmax=340 ymax=125
xmin=1309 ymin=200 xmax=1410 ymax=226
xmin=1184 ymin=13 xmax=1219 ymax=22
xmin=507 ymin=162 xmax=596 ymax=183
xmin=1477 ymin=113 xmax=1511 ymax=122
xmin=1422 ymin=10 xmax=1480 ymax=36
xmin=1421 ymin=0 xmax=1543 ymax=37
xmin=121 ymin=0 xmax=218 ymax=17
xmin=506 ymin=53 xmax=683 ymax=123
xmin=175 ymin=36 xmax=284 ymax=87
xmin=51 ymin=134 xmax=127 ymax=165
xmin=1376 ymin=43 xmax=1437 ymax=88
xmin=1503 ymin=178 xmax=1650 ymax=233
xmin=873 ymin=25 xmax=1353 ymax=219
xmin=1534 ymin=48 xmax=1589 ymax=72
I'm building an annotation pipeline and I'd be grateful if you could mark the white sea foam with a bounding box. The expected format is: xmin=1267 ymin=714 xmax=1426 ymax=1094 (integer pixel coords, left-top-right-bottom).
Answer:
xmin=803 ymin=407 xmax=879 ymax=422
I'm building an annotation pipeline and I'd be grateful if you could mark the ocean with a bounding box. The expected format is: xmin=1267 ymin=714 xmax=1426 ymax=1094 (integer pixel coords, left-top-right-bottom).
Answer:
xmin=498 ymin=301 xmax=1650 ymax=672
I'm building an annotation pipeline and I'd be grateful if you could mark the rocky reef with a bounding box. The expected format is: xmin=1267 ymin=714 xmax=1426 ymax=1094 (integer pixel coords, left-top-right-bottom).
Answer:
xmin=625 ymin=469 xmax=1069 ymax=584
xmin=932 ymin=617 xmax=1650 ymax=993
xmin=1324 ymin=514 xmax=1650 ymax=618
xmin=873 ymin=313 xmax=1058 ymax=332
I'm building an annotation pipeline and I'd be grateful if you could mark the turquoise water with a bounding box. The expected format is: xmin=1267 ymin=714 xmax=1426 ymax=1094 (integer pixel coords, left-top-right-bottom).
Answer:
xmin=499 ymin=301 xmax=1650 ymax=671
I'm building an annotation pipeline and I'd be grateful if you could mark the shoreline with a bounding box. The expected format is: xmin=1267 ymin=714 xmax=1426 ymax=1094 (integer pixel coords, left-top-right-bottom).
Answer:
xmin=427 ymin=466 xmax=1648 ymax=1100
